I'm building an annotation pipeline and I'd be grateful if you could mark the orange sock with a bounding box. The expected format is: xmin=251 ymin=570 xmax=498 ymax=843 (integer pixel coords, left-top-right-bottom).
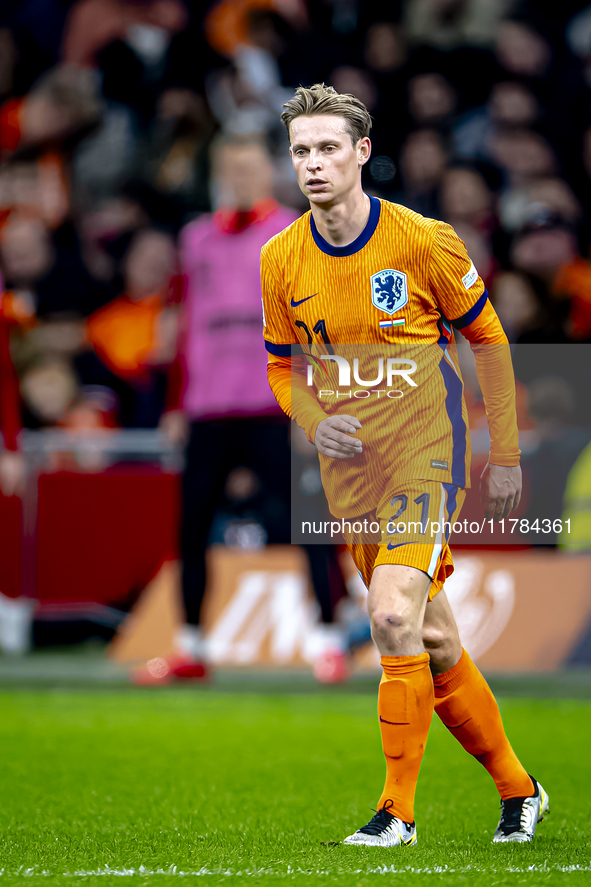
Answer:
xmin=377 ymin=652 xmax=433 ymax=823
xmin=433 ymin=649 xmax=533 ymax=800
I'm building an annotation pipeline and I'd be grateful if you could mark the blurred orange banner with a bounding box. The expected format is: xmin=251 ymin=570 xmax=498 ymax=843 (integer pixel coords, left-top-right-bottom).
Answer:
xmin=111 ymin=547 xmax=591 ymax=673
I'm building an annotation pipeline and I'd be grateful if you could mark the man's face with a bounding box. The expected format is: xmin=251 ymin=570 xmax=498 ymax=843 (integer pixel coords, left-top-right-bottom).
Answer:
xmin=289 ymin=115 xmax=370 ymax=207
xmin=0 ymin=218 xmax=53 ymax=283
xmin=216 ymin=144 xmax=273 ymax=210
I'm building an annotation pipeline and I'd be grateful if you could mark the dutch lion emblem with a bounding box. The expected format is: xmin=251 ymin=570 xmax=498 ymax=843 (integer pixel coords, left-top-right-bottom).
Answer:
xmin=371 ymin=269 xmax=408 ymax=315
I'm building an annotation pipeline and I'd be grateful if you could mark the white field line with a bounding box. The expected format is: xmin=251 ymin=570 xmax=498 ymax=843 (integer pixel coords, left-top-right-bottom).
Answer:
xmin=1 ymin=863 xmax=591 ymax=878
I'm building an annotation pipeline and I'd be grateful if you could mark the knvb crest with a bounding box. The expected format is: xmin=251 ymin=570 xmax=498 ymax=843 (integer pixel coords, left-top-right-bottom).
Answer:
xmin=371 ymin=269 xmax=408 ymax=315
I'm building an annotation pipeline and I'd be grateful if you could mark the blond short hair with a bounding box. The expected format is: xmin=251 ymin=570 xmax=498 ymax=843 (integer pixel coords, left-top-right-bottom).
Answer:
xmin=281 ymin=83 xmax=372 ymax=145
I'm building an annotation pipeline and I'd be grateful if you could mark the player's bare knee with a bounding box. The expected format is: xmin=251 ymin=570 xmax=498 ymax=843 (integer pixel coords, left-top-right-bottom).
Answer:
xmin=370 ymin=610 xmax=417 ymax=653
xmin=422 ymin=624 xmax=446 ymax=652
xmin=423 ymin=626 xmax=462 ymax=675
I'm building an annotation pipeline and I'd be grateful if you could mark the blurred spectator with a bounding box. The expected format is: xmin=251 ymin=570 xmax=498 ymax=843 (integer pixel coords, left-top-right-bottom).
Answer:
xmin=495 ymin=19 xmax=552 ymax=79
xmin=0 ymin=284 xmax=24 ymax=497
xmin=15 ymin=316 xmax=85 ymax=410
xmin=566 ymin=3 xmax=591 ymax=86
xmin=439 ymin=166 xmax=494 ymax=233
xmin=1 ymin=1 xmax=68 ymax=96
xmin=490 ymin=129 xmax=556 ymax=190
xmin=509 ymin=210 xmax=581 ymax=343
xmin=499 ymin=177 xmax=581 ymax=236
xmin=0 ymin=273 xmax=33 ymax=657
xmin=407 ymin=72 xmax=456 ymax=127
xmin=365 ymin=21 xmax=407 ymax=73
xmin=511 ymin=212 xmax=577 ymax=282
xmin=0 ymin=65 xmax=103 ymax=276
xmin=61 ymin=386 xmax=119 ymax=430
xmin=362 ymin=22 xmax=410 ymax=156
xmin=331 ymin=66 xmax=378 ymax=114
xmin=453 ymin=81 xmax=540 ymax=163
xmin=204 ymin=0 xmax=307 ymax=61
xmin=79 ymin=227 xmax=178 ymax=427
xmin=0 ymin=28 xmax=17 ymax=102
xmin=205 ymin=7 xmax=297 ymax=137
xmin=495 ymin=16 xmax=587 ymax=160
xmin=78 ymin=196 xmax=148 ymax=281
xmin=141 ymin=88 xmax=214 ymax=216
xmin=0 ymin=216 xmax=53 ymax=288
xmin=489 ymin=80 xmax=539 ymax=128
xmin=72 ymin=105 xmax=138 ymax=200
xmin=62 ymin=0 xmax=191 ymax=196
xmin=0 ymin=282 xmax=32 ymax=653
xmin=490 ymin=271 xmax=540 ymax=343
xmin=404 ymin=0 xmax=512 ymax=50
xmin=396 ymin=128 xmax=447 ymax=217
xmin=61 ymin=0 xmax=188 ymax=70
xmin=0 ymin=214 xmax=112 ymax=318
xmin=555 ymin=253 xmax=591 ymax=342
xmin=0 ymin=66 xmax=101 ymax=202
xmin=20 ymin=360 xmax=78 ymax=427
xmin=2 ymin=66 xmax=100 ymax=154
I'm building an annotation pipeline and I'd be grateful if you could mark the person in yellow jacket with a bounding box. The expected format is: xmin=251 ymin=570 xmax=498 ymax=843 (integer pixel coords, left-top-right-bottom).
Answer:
xmin=561 ymin=440 xmax=591 ymax=550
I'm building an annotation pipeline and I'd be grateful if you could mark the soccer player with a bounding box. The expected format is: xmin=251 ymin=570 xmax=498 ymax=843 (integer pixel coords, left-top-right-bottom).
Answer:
xmin=260 ymin=84 xmax=549 ymax=846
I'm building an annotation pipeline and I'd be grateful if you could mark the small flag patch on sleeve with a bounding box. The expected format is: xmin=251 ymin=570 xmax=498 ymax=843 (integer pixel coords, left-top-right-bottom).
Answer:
xmin=379 ymin=318 xmax=405 ymax=328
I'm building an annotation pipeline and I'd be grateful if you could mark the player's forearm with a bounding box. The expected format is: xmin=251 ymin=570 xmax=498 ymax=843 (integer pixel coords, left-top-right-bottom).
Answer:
xmin=462 ymin=302 xmax=520 ymax=466
xmin=471 ymin=344 xmax=520 ymax=465
xmin=267 ymin=354 xmax=327 ymax=443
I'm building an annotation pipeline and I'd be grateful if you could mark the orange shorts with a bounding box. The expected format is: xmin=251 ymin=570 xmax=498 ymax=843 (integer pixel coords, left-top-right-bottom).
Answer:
xmin=345 ymin=480 xmax=466 ymax=599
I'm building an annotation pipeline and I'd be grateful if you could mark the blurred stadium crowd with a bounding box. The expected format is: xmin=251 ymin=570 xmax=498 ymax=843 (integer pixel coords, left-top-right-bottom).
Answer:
xmin=3 ymin=0 xmax=591 ymax=668
xmin=2 ymin=0 xmax=591 ymax=433
xmin=0 ymin=0 xmax=591 ymax=428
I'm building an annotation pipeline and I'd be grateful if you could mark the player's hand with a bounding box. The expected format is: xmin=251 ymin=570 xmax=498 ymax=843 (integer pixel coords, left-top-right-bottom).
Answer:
xmin=314 ymin=415 xmax=362 ymax=459
xmin=480 ymin=462 xmax=522 ymax=521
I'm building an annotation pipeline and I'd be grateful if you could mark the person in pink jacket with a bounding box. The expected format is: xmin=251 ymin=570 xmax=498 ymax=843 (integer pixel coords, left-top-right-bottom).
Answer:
xmin=139 ymin=135 xmax=349 ymax=683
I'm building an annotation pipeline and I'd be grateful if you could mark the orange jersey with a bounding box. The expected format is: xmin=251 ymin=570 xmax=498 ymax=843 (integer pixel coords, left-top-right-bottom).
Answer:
xmin=261 ymin=197 xmax=519 ymax=517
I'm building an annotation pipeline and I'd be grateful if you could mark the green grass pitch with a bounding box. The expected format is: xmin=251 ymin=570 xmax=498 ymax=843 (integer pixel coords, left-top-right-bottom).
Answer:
xmin=0 ymin=683 xmax=589 ymax=886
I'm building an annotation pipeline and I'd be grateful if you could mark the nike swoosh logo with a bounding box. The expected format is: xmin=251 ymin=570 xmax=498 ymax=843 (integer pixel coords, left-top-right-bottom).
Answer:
xmin=379 ymin=716 xmax=404 ymax=725
xmin=290 ymin=293 xmax=317 ymax=307
xmin=387 ymin=541 xmax=419 ymax=551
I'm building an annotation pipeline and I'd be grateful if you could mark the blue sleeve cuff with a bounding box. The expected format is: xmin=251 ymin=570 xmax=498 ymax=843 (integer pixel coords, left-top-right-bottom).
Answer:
xmin=450 ymin=289 xmax=489 ymax=330
xmin=265 ymin=340 xmax=300 ymax=356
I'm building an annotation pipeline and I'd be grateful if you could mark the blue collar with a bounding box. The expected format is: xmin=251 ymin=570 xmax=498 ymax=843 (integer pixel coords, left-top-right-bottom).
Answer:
xmin=309 ymin=195 xmax=381 ymax=257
